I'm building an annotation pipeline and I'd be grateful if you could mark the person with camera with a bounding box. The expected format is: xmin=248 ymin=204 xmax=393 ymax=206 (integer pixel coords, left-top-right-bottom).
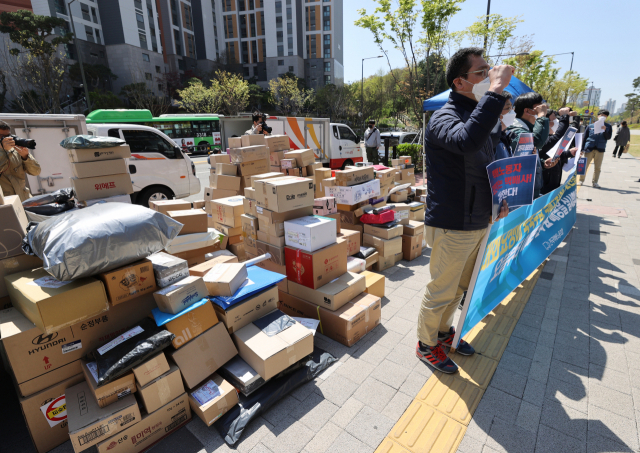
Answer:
xmin=0 ymin=121 xmax=41 ymax=201
xmin=244 ymin=112 xmax=272 ymax=136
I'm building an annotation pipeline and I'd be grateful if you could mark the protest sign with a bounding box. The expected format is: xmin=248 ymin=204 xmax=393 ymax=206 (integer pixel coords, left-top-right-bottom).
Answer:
xmin=514 ymin=133 xmax=534 ymax=156
xmin=552 ymin=127 xmax=577 ymax=159
xmin=487 ymin=155 xmax=537 ymax=220
xmin=563 ymin=133 xmax=583 ymax=172
xmin=576 ymin=156 xmax=587 ymax=175
xmin=452 ymin=169 xmax=577 ymax=349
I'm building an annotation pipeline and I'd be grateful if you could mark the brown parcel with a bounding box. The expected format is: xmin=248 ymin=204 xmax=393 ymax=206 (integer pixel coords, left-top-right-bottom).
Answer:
xmin=189 ymin=251 xmax=239 ymax=277
xmin=256 ymin=240 xmax=285 ymax=266
xmin=284 ymin=239 xmax=348 ymax=290
xmin=209 ymin=153 xmax=231 ymax=164
xmin=71 ymin=173 xmax=134 ymax=201
xmin=229 ymin=145 xmax=269 ymax=163
xmin=0 ymin=254 xmax=42 ymax=298
xmin=403 ymin=233 xmax=424 ymax=261
xmin=160 ymin=299 xmax=218 ymax=349
xmin=287 ymin=272 xmax=366 ymax=311
xmin=363 ymin=234 xmax=402 ymax=258
xmin=215 ymin=162 xmax=237 ymax=176
xmin=214 ymin=222 xmax=243 ymax=237
xmin=169 ymin=322 xmax=238 ymax=389
xmin=249 ymin=171 xmax=286 ymax=189
xmin=66 ymin=381 xmax=141 ymax=453
xmin=95 ymin=393 xmax=191 ymax=453
xmin=337 ymin=228 xmax=361 ymax=255
xmin=364 ymin=251 xmax=379 ymax=270
xmin=279 ymin=292 xmax=381 ymax=347
xmin=403 ymin=220 xmax=424 ymax=236
xmin=335 ymin=167 xmax=374 ymax=186
xmin=204 ymin=188 xmax=238 ymax=202
xmin=265 ymin=134 xmax=290 ymax=151
xmin=203 ymin=263 xmax=247 ymax=297
xmin=19 ymin=373 xmax=84 ymax=453
xmin=0 ymin=195 xmax=29 ymax=259
xmin=149 ymin=199 xmax=191 ymax=215
xmin=240 ymin=134 xmax=266 ymax=147
xmin=71 ymin=159 xmax=128 ymax=179
xmin=131 ymin=352 xmax=170 ymax=387
xmin=255 ymin=205 xmax=313 ymax=237
xmin=243 ymin=197 xmax=258 ymax=218
xmin=208 ymin=196 xmax=244 ymax=227
xmin=256 ymin=230 xmax=285 ymax=248
xmin=375 ymin=251 xmax=403 ymax=272
xmin=82 ymin=360 xmax=136 ymax=408
xmin=254 ymin=177 xmax=314 ymax=213
xmin=284 ymin=149 xmax=315 ymax=167
xmin=228 ymin=242 xmax=246 ymax=262
xmin=270 ymin=151 xmax=286 ymax=167
xmin=363 ymin=223 xmax=403 ymax=240
xmin=67 ymin=145 xmax=131 ymax=163
xmin=98 ymin=259 xmax=156 ymax=306
xmin=237 ymin=158 xmax=270 ymax=176
xmin=213 ymin=286 xmax=278 ymax=334
xmin=168 ymin=210 xmax=208 ymax=235
xmin=5 ymin=268 xmax=108 ymax=334
xmin=361 ymin=270 xmax=386 ymax=298
xmin=392 ymin=204 xmax=411 ymax=225
xmin=137 ymin=364 xmax=184 ymax=414
xmin=209 ymin=173 xmax=241 ymax=191
xmin=153 ymin=276 xmax=208 ymax=315
xmin=241 ymin=214 xmax=258 ymax=249
xmin=189 ymin=374 xmax=239 ymax=426
xmin=233 ymin=310 xmax=314 ymax=380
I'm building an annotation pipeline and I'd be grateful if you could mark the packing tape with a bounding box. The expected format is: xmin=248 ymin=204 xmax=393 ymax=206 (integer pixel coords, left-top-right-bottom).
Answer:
xmin=157 ymin=378 xmax=171 ymax=405
xmin=289 ymin=355 xmax=297 ymax=365
xmin=364 ymin=306 xmax=370 ymax=323
xmin=316 ymin=306 xmax=324 ymax=334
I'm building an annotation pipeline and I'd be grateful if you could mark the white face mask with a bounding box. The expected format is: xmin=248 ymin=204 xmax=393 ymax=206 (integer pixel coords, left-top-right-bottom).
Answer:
xmin=502 ymin=110 xmax=516 ymax=128
xmin=471 ymin=77 xmax=491 ymax=102
xmin=551 ymin=119 xmax=559 ymax=133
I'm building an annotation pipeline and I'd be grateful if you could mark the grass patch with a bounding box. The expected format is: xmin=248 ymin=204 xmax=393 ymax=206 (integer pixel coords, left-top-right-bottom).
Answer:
xmin=628 ymin=135 xmax=640 ymax=157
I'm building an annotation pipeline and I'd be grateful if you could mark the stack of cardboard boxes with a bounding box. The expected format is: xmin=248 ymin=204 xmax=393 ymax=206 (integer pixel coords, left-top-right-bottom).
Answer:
xmin=68 ymin=143 xmax=134 ymax=203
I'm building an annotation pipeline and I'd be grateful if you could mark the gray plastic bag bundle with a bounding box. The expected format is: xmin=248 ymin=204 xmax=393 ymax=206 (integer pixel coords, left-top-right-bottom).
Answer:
xmin=23 ymin=203 xmax=183 ymax=281
xmin=60 ymin=135 xmax=126 ymax=149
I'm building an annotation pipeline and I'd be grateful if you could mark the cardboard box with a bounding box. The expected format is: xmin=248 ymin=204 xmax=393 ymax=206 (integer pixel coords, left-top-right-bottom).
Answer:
xmin=284 ymin=216 xmax=337 ymax=253
xmin=284 ymin=149 xmax=315 ymax=167
xmin=410 ymin=205 xmax=425 ymax=221
xmin=189 ymin=251 xmax=238 ymax=277
xmin=249 ymin=171 xmax=286 ymax=189
xmin=95 ymin=393 xmax=191 ymax=453
xmin=0 ymin=195 xmax=28 ymax=259
xmin=338 ymin=229 xmax=360 ymax=256
xmin=326 ymin=179 xmax=380 ymax=205
xmin=342 ymin=225 xmax=363 ymax=244
xmin=365 ymin=251 xmax=379 ymax=269
xmin=362 ymin=271 xmax=385 ymax=298
xmin=392 ymin=204 xmax=411 ymax=224
xmin=265 ymin=135 xmax=290 ymax=151
xmin=363 ymin=234 xmax=402 ymax=258
xmin=149 ymin=253 xmax=189 ymax=289
xmin=243 ymin=197 xmax=258 ymax=218
xmin=213 ymin=286 xmax=279 ymax=334
xmin=254 ymin=177 xmax=314 ymax=213
xmin=284 ymin=239 xmax=347 ymax=290
xmin=233 ymin=310 xmax=314 ymax=380
xmin=287 ymin=272 xmax=365 ymax=311
xmin=244 ymin=186 xmax=256 ymax=199
xmin=280 ymin=159 xmax=294 ymax=170
xmin=209 ymin=196 xmax=244 ymax=227
xmin=374 ymin=252 xmax=403 ymax=271
xmin=82 ymin=360 xmax=136 ymax=408
xmin=71 ymin=159 xmax=128 ymax=178
xmin=71 ymin=173 xmax=134 ymax=201
xmin=97 ymin=259 xmax=156 ymax=306
xmin=203 ymin=262 xmax=247 ymax=297
xmin=18 ymin=373 xmax=85 ymax=453
xmin=399 ymin=155 xmax=412 ymax=165
xmin=403 ymin=233 xmax=423 ymax=261
xmin=170 ymin=245 xmax=220 ymax=268
xmin=279 ymin=292 xmax=381 ymax=347
xmin=167 ymin=210 xmax=208 ymax=235
xmin=0 ymin=254 xmax=42 ymax=298
xmin=210 ymin=153 xmax=231 ymax=164
xmin=390 ymin=190 xmax=409 ymax=203
xmin=335 ymin=167 xmax=374 ymax=186
xmin=403 ymin=220 xmax=424 ymax=236
xmin=241 ymin=214 xmax=258 ymax=248
xmin=214 ymin=222 xmax=243 ymax=238
xmin=257 ymin=230 xmax=285 ymax=248
xmin=313 ymin=197 xmax=337 ymax=215
xmin=189 ymin=374 xmax=238 ymax=426
xmin=67 ymin=145 xmax=131 ymax=163
xmin=67 ymin=381 xmax=141 ymax=452
xmin=237 ymin=158 xmax=270 ymax=176
xmin=229 ymin=145 xmax=269 ymax=163
xmin=256 ymin=240 xmax=286 ymax=266
xmin=5 ymin=268 xmax=108 ymax=334
xmin=204 ymin=187 xmax=238 ymax=202
xmin=414 ymin=186 xmax=427 ymax=197
xmin=129 ymin=352 xmax=171 ymax=388
xmin=209 ymin=173 xmax=241 ymax=191
xmin=149 ymin=199 xmax=191 ymax=215
xmin=228 ymin=242 xmax=246 ymax=262
xmin=284 ymin=166 xmax=308 ymax=177
xmin=153 ymin=276 xmax=208 ymax=315
xmin=307 ymin=162 xmax=323 ymax=175
xmin=375 ymin=167 xmax=395 ymax=184
xmin=138 ymin=365 xmax=184 ymax=414
xmin=215 ymin=162 xmax=237 ymax=176
xmin=241 ymin=134 xmax=266 ymax=147
xmin=157 ymin=299 xmax=219 ymax=348
xmin=270 ymin=150 xmax=287 ymax=167
xmin=169 ymin=322 xmax=238 ymax=389
xmin=363 ymin=224 xmax=403 ymax=240
xmin=255 ymin=205 xmax=313 ymax=237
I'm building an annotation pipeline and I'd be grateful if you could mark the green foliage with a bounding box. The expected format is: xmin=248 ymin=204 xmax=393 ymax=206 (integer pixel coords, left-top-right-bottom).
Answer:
xmin=69 ymin=62 xmax=118 ymax=88
xmin=269 ymin=76 xmax=314 ymax=116
xmin=176 ymin=79 xmax=220 ymax=113
xmin=396 ymin=143 xmax=423 ymax=167
xmin=452 ymin=14 xmax=523 ymax=62
xmin=212 ymin=70 xmax=250 ymax=116
xmin=0 ymin=10 xmax=73 ymax=57
xmin=87 ymin=91 xmax=123 ymax=112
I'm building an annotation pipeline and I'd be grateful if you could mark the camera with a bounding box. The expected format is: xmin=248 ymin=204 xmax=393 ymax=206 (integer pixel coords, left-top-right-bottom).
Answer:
xmin=1 ymin=134 xmax=36 ymax=149
xmin=259 ymin=115 xmax=272 ymax=134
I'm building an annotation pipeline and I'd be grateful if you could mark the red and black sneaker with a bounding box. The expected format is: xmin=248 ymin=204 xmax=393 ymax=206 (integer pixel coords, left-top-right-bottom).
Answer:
xmin=416 ymin=342 xmax=459 ymax=373
xmin=438 ymin=327 xmax=476 ymax=356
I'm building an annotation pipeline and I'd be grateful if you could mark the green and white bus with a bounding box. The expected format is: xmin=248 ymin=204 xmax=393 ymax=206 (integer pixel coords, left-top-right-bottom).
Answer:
xmin=86 ymin=109 xmax=222 ymax=154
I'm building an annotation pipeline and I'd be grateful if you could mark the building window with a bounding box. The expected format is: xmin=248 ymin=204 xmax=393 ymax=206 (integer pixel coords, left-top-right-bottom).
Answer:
xmin=260 ymin=13 xmax=265 ymax=34
xmin=286 ymin=7 xmax=292 ymax=20
xmin=238 ymin=0 xmax=245 ymax=10
xmin=277 ymin=31 xmax=283 ymax=43
xmin=323 ymin=34 xmax=330 ymax=58
xmin=262 ymin=39 xmax=266 ymax=60
xmin=184 ymin=5 xmax=193 ymax=30
xmin=80 ymin=3 xmax=90 ymax=21
xmin=151 ymin=35 xmax=158 ymax=52
xmin=95 ymin=28 xmax=101 ymax=44
xmin=158 ymin=83 xmax=163 ymax=92
xmin=240 ymin=14 xmax=247 ymax=38
xmin=289 ymin=65 xmax=294 ymax=72
xmin=145 ymin=72 xmax=153 ymax=80
xmin=136 ymin=13 xmax=145 ymax=30
xmin=99 ymin=50 xmax=105 ymax=58
xmin=139 ymin=32 xmax=148 ymax=49
xmin=178 ymin=59 xmax=186 ymax=70
xmin=170 ymin=0 xmax=179 ymax=26
xmin=243 ymin=66 xmax=250 ymax=77
xmin=156 ymin=65 xmax=161 ymax=73
xmin=84 ymin=25 xmax=95 ymax=42
xmin=249 ymin=0 xmax=254 ymax=9
xmin=309 ymin=34 xmax=316 ymax=58
xmin=174 ymin=29 xmax=182 ymax=55
xmin=91 ymin=6 xmax=99 ymax=23
xmin=251 ymin=41 xmax=257 ymax=62
xmin=275 ymin=1 xmax=281 ymax=13
xmin=276 ymin=16 xmax=282 ymax=28
xmin=287 ymin=22 xmax=293 ymax=34
xmin=134 ymin=0 xmax=142 ymax=9
xmin=249 ymin=14 xmax=256 ymax=37
xmin=288 ymin=37 xmax=293 ymax=55
xmin=277 ymin=45 xmax=283 ymax=57
xmin=57 ymin=20 xmax=70 ymax=37
xmin=142 ymin=53 xmax=150 ymax=62
xmin=324 ymin=61 xmax=330 ymax=72
xmin=242 ymin=41 xmax=249 ymax=63
xmin=324 ymin=75 xmax=331 ymax=84
xmin=54 ymin=0 xmax=66 ymax=14
xmin=187 ymin=34 xmax=195 ymax=57
xmin=278 ymin=59 xmax=284 ymax=66
xmin=224 ymin=16 xmax=234 ymax=38
xmin=222 ymin=0 xmax=232 ymax=12
xmin=90 ymin=52 xmax=98 ymax=58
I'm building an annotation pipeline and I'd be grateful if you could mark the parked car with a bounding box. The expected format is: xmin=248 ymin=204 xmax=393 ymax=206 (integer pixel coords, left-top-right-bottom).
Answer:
xmin=377 ymin=132 xmax=419 ymax=159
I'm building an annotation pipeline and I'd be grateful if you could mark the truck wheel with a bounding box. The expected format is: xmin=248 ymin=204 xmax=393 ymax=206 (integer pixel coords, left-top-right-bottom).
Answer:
xmin=137 ymin=186 xmax=174 ymax=208
xmin=341 ymin=159 xmax=354 ymax=170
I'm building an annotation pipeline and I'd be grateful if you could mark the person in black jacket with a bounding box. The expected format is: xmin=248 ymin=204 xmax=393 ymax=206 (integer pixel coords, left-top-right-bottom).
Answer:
xmin=416 ymin=47 xmax=512 ymax=374
xmin=540 ymin=108 xmax=579 ymax=195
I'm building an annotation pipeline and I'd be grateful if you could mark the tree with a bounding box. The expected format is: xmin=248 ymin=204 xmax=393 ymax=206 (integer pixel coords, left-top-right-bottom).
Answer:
xmin=269 ymin=76 xmax=314 ymax=116
xmin=120 ymin=82 xmax=170 ymax=116
xmin=69 ymin=63 xmax=118 ymax=89
xmin=452 ymin=14 xmax=523 ymax=63
xmin=211 ymin=70 xmax=249 ymax=116
xmin=87 ymin=91 xmax=124 ymax=112
xmin=0 ymin=11 xmax=73 ymax=113
xmin=176 ymin=79 xmax=220 ymax=113
xmin=504 ymin=51 xmax=558 ymax=98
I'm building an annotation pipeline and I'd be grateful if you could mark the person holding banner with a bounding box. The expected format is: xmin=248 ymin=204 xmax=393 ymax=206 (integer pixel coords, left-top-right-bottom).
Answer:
xmin=579 ymin=109 xmax=612 ymax=188
xmin=416 ymin=47 xmax=512 ymax=374
xmin=540 ymin=108 xmax=579 ymax=195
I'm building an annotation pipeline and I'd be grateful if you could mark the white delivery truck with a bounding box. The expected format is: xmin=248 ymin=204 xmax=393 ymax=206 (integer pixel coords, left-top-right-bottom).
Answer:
xmin=218 ymin=115 xmax=362 ymax=170
xmin=0 ymin=114 xmax=201 ymax=207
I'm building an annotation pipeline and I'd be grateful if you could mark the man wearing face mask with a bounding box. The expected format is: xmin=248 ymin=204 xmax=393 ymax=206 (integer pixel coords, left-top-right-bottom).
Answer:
xmin=416 ymin=47 xmax=512 ymax=374
xmin=506 ymin=92 xmax=556 ymax=198
xmin=579 ymin=110 xmax=612 ymax=188
xmin=539 ymin=107 xmax=579 ymax=195
xmin=491 ymin=91 xmax=515 ymax=160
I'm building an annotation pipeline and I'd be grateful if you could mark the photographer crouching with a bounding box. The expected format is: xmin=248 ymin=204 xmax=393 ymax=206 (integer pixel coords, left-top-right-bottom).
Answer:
xmin=244 ymin=111 xmax=272 ymax=136
xmin=0 ymin=120 xmax=41 ymax=201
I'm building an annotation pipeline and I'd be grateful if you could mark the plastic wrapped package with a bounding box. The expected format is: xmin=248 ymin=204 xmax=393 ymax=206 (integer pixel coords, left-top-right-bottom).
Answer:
xmin=217 ymin=356 xmax=266 ymax=397
xmin=360 ymin=210 xmax=395 ymax=225
xmin=215 ymin=348 xmax=337 ymax=445
xmin=355 ymin=246 xmax=377 ymax=260
xmin=347 ymin=256 xmax=366 ymax=273
xmin=163 ymin=228 xmax=224 ymax=254
xmin=22 ymin=188 xmax=76 ymax=216
xmin=22 ymin=203 xmax=182 ymax=281
xmin=59 ymin=135 xmax=125 ymax=149
xmin=86 ymin=317 xmax=174 ymax=386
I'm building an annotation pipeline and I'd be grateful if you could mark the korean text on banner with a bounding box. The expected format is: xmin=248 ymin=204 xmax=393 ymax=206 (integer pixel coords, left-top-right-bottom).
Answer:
xmin=576 ymin=156 xmax=587 ymax=175
xmin=486 ymin=155 xmax=537 ymax=220
xmin=452 ymin=169 xmax=578 ymax=348
xmin=514 ymin=133 xmax=534 ymax=156
xmin=552 ymin=127 xmax=577 ymax=159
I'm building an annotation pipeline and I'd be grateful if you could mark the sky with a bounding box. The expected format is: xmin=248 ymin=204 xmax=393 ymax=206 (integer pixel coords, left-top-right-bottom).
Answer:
xmin=343 ymin=0 xmax=640 ymax=111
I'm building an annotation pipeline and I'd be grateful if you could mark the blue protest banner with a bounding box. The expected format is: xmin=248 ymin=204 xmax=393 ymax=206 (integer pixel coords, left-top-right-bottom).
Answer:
xmin=577 ymin=156 xmax=587 ymax=175
xmin=513 ymin=133 xmax=534 ymax=156
xmin=452 ymin=170 xmax=578 ymax=348
xmin=487 ymin=155 xmax=537 ymax=219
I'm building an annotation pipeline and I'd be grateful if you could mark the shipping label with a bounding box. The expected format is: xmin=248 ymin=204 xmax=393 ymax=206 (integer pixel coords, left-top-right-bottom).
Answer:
xmin=61 ymin=339 xmax=82 ymax=354
xmin=192 ymin=380 xmax=221 ymax=405
xmin=97 ymin=326 xmax=144 ymax=355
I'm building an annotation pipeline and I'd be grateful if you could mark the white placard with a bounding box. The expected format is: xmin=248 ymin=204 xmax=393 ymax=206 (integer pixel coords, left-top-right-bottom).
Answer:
xmin=97 ymin=325 xmax=144 ymax=355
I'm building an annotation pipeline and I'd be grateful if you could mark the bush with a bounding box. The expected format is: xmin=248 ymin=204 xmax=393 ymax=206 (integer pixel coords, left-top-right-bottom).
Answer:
xmin=396 ymin=143 xmax=422 ymax=165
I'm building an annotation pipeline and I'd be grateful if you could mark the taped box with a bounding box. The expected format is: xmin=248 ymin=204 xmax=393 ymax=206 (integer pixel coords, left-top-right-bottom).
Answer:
xmin=209 ymin=173 xmax=241 ymax=191
xmin=313 ymin=196 xmax=337 ymax=215
xmin=203 ymin=262 xmax=248 ymax=297
xmin=250 ymin=171 xmax=286 ymax=189
xmin=168 ymin=209 xmax=208 ymax=235
xmin=71 ymin=159 xmax=127 ymax=178
xmin=149 ymin=199 xmax=191 ymax=215
xmin=212 ymin=286 xmax=278 ymax=334
xmin=204 ymin=187 xmax=238 ymax=202
xmin=287 ymin=271 xmax=365 ymax=311
xmin=189 ymin=250 xmax=239 ymax=277
xmin=153 ymin=276 xmax=208 ymax=314
xmin=132 ymin=352 xmax=170 ymax=387
xmin=337 ymin=229 xmax=360 ymax=256
xmin=284 ymin=239 xmax=347 ymax=290
xmin=254 ymin=177 xmax=314 ymax=213
xmin=229 ymin=145 xmax=269 ymax=163
xmin=240 ymin=134 xmax=266 ymax=147
xmin=81 ymin=360 xmax=136 ymax=408
xmin=255 ymin=205 xmax=313 ymax=237
xmin=153 ymin=298 xmax=219 ymax=349
xmin=215 ymin=162 xmax=237 ymax=176
xmin=374 ymin=251 xmax=403 ymax=272
xmin=363 ymin=234 xmax=402 ymax=258
xmin=265 ymin=135 xmax=290 ymax=151
xmin=189 ymin=374 xmax=239 ymax=427
xmin=284 ymin=215 xmax=337 ymax=253
xmin=403 ymin=220 xmax=424 ymax=236
xmin=137 ymin=364 xmax=184 ymax=414
xmin=237 ymin=158 xmax=270 ymax=176
xmin=326 ymin=179 xmax=380 ymax=205
xmin=284 ymin=149 xmax=315 ymax=167
xmin=208 ymin=196 xmax=244 ymax=227
xmin=335 ymin=167 xmax=374 ymax=186
xmin=209 ymin=154 xmax=231 ymax=165
xmin=67 ymin=145 xmax=131 ymax=163
xmin=361 ymin=270 xmax=385 ymax=298
xmin=403 ymin=233 xmax=424 ymax=261
xmin=363 ymin=224 xmax=403 ymax=240
xmin=0 ymin=254 xmax=42 ymax=298
xmin=71 ymin=173 xmax=133 ymax=201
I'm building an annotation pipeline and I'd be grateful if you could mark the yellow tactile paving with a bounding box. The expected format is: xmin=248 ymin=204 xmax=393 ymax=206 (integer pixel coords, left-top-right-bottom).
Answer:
xmin=446 ymin=351 xmax=498 ymax=389
xmin=462 ymin=327 xmax=509 ymax=361
xmin=375 ymin=439 xmax=412 ymax=453
xmin=476 ymin=311 xmax=518 ymax=337
xmin=416 ymin=374 xmax=484 ymax=425
xmin=493 ymin=293 xmax=527 ymax=318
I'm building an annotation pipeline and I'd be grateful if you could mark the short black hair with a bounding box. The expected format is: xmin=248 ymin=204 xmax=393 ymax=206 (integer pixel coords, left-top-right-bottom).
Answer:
xmin=622 ymin=121 xmax=627 ymax=126
xmin=368 ymin=120 xmax=375 ymax=124
xmin=0 ymin=121 xmax=9 ymax=131
xmin=513 ymin=92 xmax=544 ymax=118
xmin=446 ymin=47 xmax=485 ymax=89
xmin=546 ymin=110 xmax=556 ymax=118
xmin=252 ymin=111 xmax=262 ymax=123
xmin=502 ymin=91 xmax=513 ymax=100
xmin=599 ymin=110 xmax=609 ymax=117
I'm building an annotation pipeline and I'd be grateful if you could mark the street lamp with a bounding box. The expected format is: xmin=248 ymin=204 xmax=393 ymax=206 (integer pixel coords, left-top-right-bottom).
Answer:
xmin=67 ymin=0 xmax=92 ymax=112
xmin=361 ymin=55 xmax=383 ymax=133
